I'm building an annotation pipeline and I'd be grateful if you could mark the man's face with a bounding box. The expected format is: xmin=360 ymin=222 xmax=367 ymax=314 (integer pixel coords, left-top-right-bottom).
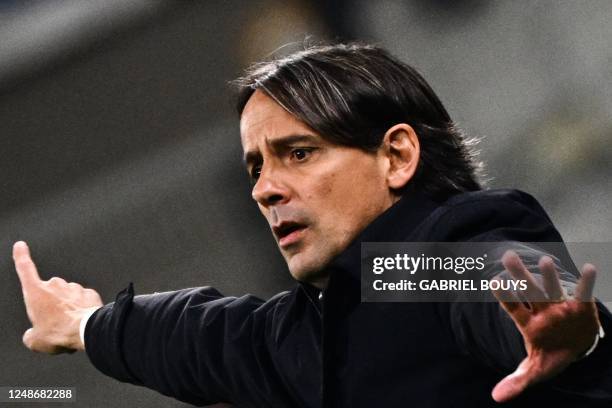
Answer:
xmin=240 ymin=91 xmax=397 ymax=287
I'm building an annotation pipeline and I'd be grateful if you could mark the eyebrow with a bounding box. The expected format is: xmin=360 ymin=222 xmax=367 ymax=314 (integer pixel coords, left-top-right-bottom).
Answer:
xmin=242 ymin=134 xmax=320 ymax=167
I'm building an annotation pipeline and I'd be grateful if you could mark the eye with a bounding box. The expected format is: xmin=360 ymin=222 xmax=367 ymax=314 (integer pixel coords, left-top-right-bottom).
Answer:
xmin=250 ymin=165 xmax=261 ymax=181
xmin=291 ymin=148 xmax=312 ymax=161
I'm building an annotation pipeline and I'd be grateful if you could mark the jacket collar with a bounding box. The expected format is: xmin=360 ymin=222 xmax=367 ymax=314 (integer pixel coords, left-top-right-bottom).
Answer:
xmin=299 ymin=189 xmax=442 ymax=301
xmin=331 ymin=189 xmax=440 ymax=276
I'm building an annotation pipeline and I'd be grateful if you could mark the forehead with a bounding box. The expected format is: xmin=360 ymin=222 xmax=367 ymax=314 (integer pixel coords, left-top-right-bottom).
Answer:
xmin=240 ymin=90 xmax=316 ymax=150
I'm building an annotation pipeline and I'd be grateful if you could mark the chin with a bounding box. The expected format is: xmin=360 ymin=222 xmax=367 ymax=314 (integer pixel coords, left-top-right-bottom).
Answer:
xmin=287 ymin=254 xmax=330 ymax=288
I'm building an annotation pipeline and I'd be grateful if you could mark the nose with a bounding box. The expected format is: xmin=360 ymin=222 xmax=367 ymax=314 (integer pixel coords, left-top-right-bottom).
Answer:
xmin=251 ymin=167 xmax=290 ymax=207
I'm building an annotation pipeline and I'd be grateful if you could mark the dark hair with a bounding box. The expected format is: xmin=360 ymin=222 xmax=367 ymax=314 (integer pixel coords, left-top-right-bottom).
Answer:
xmin=234 ymin=43 xmax=483 ymax=201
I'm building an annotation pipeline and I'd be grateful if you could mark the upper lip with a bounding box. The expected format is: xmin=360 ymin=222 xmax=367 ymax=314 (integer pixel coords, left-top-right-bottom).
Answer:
xmin=272 ymin=221 xmax=307 ymax=240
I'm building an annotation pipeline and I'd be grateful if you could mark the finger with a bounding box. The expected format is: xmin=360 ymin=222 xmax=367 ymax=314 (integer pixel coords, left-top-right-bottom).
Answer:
xmin=47 ymin=276 xmax=67 ymax=286
xmin=22 ymin=327 xmax=36 ymax=350
xmin=13 ymin=241 xmax=42 ymax=290
xmin=83 ymin=288 xmax=103 ymax=304
xmin=502 ymin=250 xmax=546 ymax=305
xmin=539 ymin=256 xmax=564 ymax=301
xmin=22 ymin=328 xmax=62 ymax=354
xmin=67 ymin=282 xmax=83 ymax=290
xmin=491 ymin=359 xmax=532 ymax=403
xmin=575 ymin=263 xmax=597 ymax=302
xmin=490 ymin=279 xmax=530 ymax=326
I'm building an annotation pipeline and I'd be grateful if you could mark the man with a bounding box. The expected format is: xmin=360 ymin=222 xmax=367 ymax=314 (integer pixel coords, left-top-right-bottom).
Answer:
xmin=14 ymin=43 xmax=612 ymax=407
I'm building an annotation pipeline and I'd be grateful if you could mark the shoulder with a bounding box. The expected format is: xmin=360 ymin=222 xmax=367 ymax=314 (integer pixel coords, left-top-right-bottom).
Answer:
xmin=442 ymin=188 xmax=544 ymax=210
xmin=412 ymin=189 xmax=563 ymax=242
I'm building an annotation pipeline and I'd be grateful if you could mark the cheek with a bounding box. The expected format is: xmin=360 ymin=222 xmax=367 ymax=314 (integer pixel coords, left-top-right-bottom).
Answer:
xmin=313 ymin=172 xmax=344 ymax=205
xmin=304 ymin=157 xmax=386 ymax=227
xmin=315 ymin=174 xmax=362 ymax=223
xmin=257 ymin=203 xmax=271 ymax=221
xmin=303 ymin=171 xmax=335 ymax=202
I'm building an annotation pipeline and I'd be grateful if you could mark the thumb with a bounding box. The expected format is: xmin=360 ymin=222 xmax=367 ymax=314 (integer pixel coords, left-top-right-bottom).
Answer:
xmin=13 ymin=241 xmax=41 ymax=292
xmin=22 ymin=327 xmax=37 ymax=350
xmin=491 ymin=360 xmax=532 ymax=403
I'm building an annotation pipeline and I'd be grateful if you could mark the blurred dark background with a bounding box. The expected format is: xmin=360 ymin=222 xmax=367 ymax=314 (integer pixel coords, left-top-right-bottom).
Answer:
xmin=1 ymin=1 xmax=611 ymax=407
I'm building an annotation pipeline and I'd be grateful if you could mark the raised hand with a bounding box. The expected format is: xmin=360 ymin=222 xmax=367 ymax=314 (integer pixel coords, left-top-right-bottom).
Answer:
xmin=490 ymin=250 xmax=601 ymax=403
xmin=13 ymin=241 xmax=103 ymax=354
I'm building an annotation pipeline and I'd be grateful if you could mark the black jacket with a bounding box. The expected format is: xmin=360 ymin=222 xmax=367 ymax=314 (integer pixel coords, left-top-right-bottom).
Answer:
xmin=85 ymin=189 xmax=612 ymax=407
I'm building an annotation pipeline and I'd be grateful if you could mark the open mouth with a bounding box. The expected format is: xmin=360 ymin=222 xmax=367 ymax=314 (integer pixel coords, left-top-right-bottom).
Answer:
xmin=273 ymin=222 xmax=307 ymax=248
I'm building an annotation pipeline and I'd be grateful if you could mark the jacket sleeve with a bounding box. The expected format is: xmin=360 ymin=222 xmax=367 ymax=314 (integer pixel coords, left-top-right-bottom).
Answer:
xmin=437 ymin=190 xmax=612 ymax=402
xmin=448 ymin=249 xmax=612 ymax=402
xmin=84 ymin=283 xmax=293 ymax=406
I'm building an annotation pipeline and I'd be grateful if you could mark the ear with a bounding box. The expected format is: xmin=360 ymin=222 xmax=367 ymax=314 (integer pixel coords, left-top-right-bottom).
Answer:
xmin=382 ymin=124 xmax=420 ymax=190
